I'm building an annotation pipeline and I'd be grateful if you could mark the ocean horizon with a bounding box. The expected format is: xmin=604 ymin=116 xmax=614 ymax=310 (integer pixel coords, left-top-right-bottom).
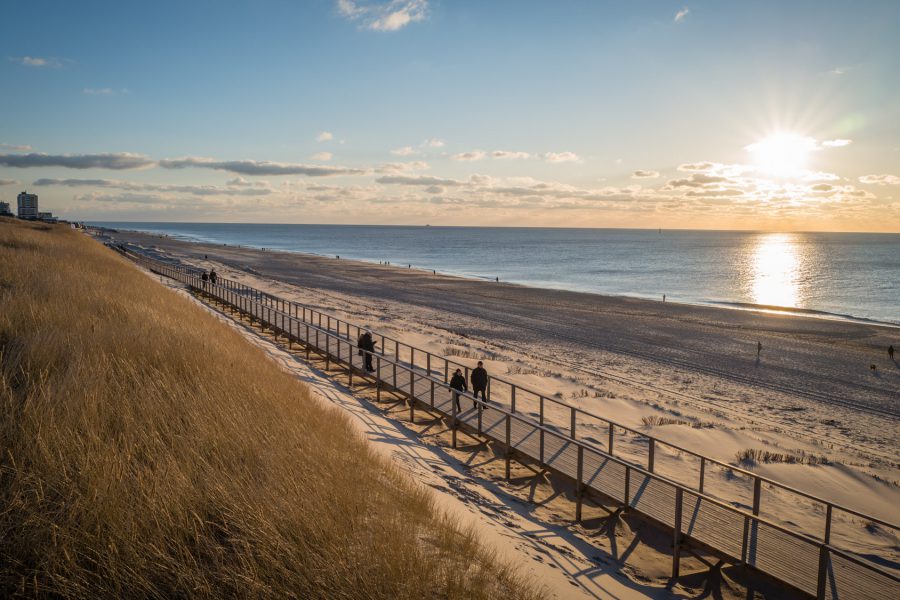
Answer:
xmin=92 ymin=222 xmax=900 ymax=326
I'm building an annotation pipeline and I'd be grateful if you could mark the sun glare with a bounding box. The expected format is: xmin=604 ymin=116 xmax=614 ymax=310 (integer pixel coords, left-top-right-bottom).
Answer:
xmin=746 ymin=132 xmax=817 ymax=177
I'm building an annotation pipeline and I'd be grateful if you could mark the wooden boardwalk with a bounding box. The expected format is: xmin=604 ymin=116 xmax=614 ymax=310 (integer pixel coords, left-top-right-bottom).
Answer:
xmin=118 ymin=246 xmax=899 ymax=600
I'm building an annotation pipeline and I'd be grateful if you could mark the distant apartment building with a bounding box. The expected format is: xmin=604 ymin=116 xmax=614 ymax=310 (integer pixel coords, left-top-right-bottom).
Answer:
xmin=17 ymin=191 xmax=38 ymax=219
xmin=0 ymin=201 xmax=12 ymax=216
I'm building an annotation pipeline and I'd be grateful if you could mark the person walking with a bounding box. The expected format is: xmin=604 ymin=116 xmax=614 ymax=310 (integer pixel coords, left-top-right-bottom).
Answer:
xmin=890 ymin=344 xmax=895 ymax=360
xmin=209 ymin=268 xmax=218 ymax=285
xmin=449 ymin=368 xmax=467 ymax=411
xmin=757 ymin=341 xmax=762 ymax=357
xmin=357 ymin=330 xmax=377 ymax=372
xmin=471 ymin=361 xmax=489 ymax=408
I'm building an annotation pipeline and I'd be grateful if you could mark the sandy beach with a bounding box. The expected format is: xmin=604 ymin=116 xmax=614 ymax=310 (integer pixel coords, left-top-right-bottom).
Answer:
xmin=106 ymin=229 xmax=900 ymax=595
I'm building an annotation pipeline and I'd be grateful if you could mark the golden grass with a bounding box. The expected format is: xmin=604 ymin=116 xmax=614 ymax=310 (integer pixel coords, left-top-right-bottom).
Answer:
xmin=0 ymin=220 xmax=543 ymax=599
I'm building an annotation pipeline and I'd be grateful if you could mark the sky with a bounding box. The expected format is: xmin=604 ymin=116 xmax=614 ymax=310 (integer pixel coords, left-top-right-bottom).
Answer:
xmin=1 ymin=0 xmax=899 ymax=231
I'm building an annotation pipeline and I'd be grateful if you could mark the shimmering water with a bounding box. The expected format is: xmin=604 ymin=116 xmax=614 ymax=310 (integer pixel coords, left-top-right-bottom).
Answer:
xmin=93 ymin=222 xmax=900 ymax=325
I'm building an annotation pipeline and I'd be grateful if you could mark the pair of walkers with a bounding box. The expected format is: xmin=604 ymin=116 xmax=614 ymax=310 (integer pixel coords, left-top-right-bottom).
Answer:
xmin=449 ymin=361 xmax=489 ymax=411
xmin=357 ymin=330 xmax=377 ymax=372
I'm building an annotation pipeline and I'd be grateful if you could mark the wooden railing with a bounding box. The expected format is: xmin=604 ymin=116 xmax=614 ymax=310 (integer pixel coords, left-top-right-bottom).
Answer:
xmin=116 ymin=245 xmax=900 ymax=600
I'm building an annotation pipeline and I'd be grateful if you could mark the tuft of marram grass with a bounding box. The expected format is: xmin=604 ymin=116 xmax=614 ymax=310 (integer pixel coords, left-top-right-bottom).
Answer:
xmin=0 ymin=220 xmax=544 ymax=599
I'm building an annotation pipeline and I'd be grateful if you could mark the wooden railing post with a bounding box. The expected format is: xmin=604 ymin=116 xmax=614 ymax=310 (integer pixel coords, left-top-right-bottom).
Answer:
xmin=409 ymin=368 xmax=415 ymax=423
xmin=608 ymin=422 xmax=615 ymax=455
xmin=648 ymin=438 xmax=655 ymax=473
xmin=576 ymin=445 xmax=584 ymax=522
xmin=510 ymin=385 xmax=516 ymax=413
xmin=376 ymin=355 xmax=382 ymax=402
xmin=570 ymin=408 xmax=576 ymax=439
xmin=505 ymin=413 xmax=512 ymax=481
xmin=699 ymin=457 xmax=706 ymax=494
xmin=673 ymin=487 xmax=684 ymax=578
xmin=816 ymin=544 xmax=829 ymax=600
xmin=824 ymin=504 xmax=832 ymax=543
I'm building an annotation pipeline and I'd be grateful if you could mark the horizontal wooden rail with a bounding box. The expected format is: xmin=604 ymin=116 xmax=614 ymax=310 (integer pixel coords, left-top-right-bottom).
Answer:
xmin=115 ymin=244 xmax=900 ymax=600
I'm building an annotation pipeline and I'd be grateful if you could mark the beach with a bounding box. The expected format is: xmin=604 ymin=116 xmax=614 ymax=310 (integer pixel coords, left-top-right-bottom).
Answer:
xmin=105 ymin=228 xmax=900 ymax=592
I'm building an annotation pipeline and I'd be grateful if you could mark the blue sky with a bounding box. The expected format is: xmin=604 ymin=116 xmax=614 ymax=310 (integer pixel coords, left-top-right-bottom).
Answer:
xmin=2 ymin=0 xmax=899 ymax=230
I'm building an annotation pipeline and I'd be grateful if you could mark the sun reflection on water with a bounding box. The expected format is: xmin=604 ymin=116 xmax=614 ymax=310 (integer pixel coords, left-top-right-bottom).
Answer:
xmin=748 ymin=233 xmax=802 ymax=308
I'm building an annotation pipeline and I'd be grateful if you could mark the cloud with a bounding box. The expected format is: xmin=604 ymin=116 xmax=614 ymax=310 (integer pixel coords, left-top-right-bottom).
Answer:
xmin=666 ymin=173 xmax=727 ymax=188
xmin=9 ymin=56 xmax=64 ymax=68
xmin=674 ymin=7 xmax=689 ymax=23
xmin=376 ymin=175 xmax=462 ymax=187
xmin=451 ymin=150 xmax=486 ymax=162
xmin=821 ymin=139 xmax=852 ymax=148
xmin=158 ymin=156 xmax=366 ymax=176
xmin=316 ymin=131 xmax=333 ymax=142
xmin=859 ymin=174 xmax=900 ymax=186
xmin=490 ymin=150 xmax=530 ymax=160
xmin=337 ymin=0 xmax=427 ymax=32
xmin=83 ymin=87 xmax=129 ymax=95
xmin=373 ymin=161 xmax=429 ymax=173
xmin=311 ymin=151 xmax=333 ymax=161
xmin=542 ymin=151 xmax=580 ymax=163
xmin=0 ymin=143 xmax=32 ymax=152
xmin=0 ymin=179 xmax=19 ymax=186
xmin=678 ymin=162 xmax=716 ymax=172
xmin=0 ymin=152 xmax=154 ymax=170
xmin=632 ymin=170 xmax=660 ymax=179
xmin=391 ymin=146 xmax=417 ymax=156
xmin=33 ymin=177 xmax=273 ymax=197
xmin=421 ymin=138 xmax=445 ymax=148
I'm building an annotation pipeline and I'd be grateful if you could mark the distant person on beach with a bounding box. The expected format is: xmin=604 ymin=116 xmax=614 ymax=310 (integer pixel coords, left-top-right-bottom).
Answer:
xmin=471 ymin=361 xmax=488 ymax=408
xmin=757 ymin=341 xmax=762 ymax=357
xmin=357 ymin=330 xmax=377 ymax=372
xmin=209 ymin=269 xmax=217 ymax=285
xmin=890 ymin=345 xmax=895 ymax=360
xmin=450 ymin=368 xmax=467 ymax=411
xmin=663 ymin=294 xmax=666 ymax=302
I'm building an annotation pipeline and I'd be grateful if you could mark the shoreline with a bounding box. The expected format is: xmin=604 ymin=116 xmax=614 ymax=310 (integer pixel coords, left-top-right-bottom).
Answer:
xmin=96 ymin=225 xmax=900 ymax=329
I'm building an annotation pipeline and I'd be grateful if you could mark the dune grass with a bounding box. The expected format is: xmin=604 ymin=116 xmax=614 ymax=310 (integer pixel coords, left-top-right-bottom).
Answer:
xmin=0 ymin=220 xmax=543 ymax=599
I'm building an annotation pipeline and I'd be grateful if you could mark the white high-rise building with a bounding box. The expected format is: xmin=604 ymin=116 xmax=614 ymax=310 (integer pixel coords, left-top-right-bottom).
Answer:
xmin=17 ymin=191 xmax=38 ymax=219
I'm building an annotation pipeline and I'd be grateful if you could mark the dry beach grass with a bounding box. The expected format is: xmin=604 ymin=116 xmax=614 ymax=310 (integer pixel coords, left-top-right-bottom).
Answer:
xmin=0 ymin=219 xmax=542 ymax=599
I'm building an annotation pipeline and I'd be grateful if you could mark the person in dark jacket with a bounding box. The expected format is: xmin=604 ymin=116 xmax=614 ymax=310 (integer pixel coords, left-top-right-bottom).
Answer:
xmin=209 ymin=268 xmax=218 ymax=284
xmin=358 ymin=330 xmax=377 ymax=371
xmin=470 ymin=361 xmax=488 ymax=408
xmin=449 ymin=368 xmax=467 ymax=411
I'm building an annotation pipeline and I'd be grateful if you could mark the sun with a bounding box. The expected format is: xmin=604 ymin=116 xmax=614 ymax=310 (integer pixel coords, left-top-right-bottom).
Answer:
xmin=745 ymin=132 xmax=817 ymax=177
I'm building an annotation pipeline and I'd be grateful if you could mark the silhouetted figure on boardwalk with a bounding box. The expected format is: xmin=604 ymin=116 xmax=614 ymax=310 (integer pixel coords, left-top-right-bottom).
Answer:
xmin=449 ymin=368 xmax=467 ymax=411
xmin=209 ymin=269 xmax=217 ymax=285
xmin=890 ymin=345 xmax=895 ymax=360
xmin=471 ymin=361 xmax=488 ymax=408
xmin=201 ymin=271 xmax=208 ymax=289
xmin=357 ymin=330 xmax=377 ymax=372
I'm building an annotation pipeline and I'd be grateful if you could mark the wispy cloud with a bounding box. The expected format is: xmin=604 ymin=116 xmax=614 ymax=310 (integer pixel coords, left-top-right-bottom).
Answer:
xmin=0 ymin=178 xmax=19 ymax=186
xmin=33 ymin=177 xmax=273 ymax=197
xmin=858 ymin=174 xmax=900 ymax=186
xmin=311 ymin=151 xmax=333 ymax=161
xmin=391 ymin=146 xmax=417 ymax=156
xmin=0 ymin=143 xmax=32 ymax=152
xmin=376 ymin=174 xmax=462 ymax=186
xmin=421 ymin=137 xmax=444 ymax=148
xmin=632 ymin=170 xmax=660 ymax=179
xmin=159 ymin=156 xmax=366 ymax=177
xmin=542 ymin=151 xmax=580 ymax=163
xmin=337 ymin=0 xmax=427 ymax=32
xmin=490 ymin=150 xmax=530 ymax=160
xmin=0 ymin=152 xmax=154 ymax=170
xmin=83 ymin=87 xmax=129 ymax=95
xmin=821 ymin=139 xmax=852 ymax=148
xmin=316 ymin=131 xmax=333 ymax=142
xmin=451 ymin=150 xmax=486 ymax=162
xmin=9 ymin=56 xmax=66 ymax=68
xmin=674 ymin=7 xmax=689 ymax=23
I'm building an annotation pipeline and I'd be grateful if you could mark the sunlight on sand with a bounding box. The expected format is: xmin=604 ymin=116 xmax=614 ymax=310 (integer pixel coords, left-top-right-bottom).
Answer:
xmin=749 ymin=233 xmax=801 ymax=307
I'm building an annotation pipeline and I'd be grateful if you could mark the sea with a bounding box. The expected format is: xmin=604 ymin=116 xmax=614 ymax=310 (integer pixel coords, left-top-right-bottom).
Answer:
xmin=91 ymin=223 xmax=900 ymax=326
